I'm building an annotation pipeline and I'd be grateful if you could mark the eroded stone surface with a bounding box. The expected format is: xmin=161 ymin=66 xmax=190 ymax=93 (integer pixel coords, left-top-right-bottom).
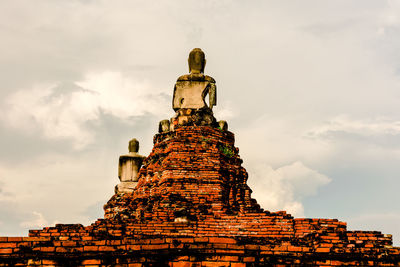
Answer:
xmin=218 ymin=120 xmax=228 ymax=131
xmin=115 ymin=181 xmax=138 ymax=194
xmin=158 ymin=119 xmax=170 ymax=133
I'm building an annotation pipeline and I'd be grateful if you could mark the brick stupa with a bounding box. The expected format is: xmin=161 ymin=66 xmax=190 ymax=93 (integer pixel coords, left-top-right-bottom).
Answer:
xmin=1 ymin=48 xmax=399 ymax=266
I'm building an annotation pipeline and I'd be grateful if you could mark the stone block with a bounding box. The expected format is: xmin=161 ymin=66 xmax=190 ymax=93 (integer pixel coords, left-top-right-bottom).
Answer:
xmin=218 ymin=120 xmax=228 ymax=131
xmin=159 ymin=119 xmax=170 ymax=133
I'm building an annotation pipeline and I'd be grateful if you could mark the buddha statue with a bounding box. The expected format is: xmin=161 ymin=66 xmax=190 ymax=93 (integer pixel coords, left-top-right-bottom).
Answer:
xmin=115 ymin=138 xmax=146 ymax=194
xmin=172 ymin=48 xmax=217 ymax=111
xmin=171 ymin=48 xmax=217 ymax=127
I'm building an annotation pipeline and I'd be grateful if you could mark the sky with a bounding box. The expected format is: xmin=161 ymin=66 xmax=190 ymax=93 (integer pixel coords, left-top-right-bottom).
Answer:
xmin=0 ymin=0 xmax=400 ymax=245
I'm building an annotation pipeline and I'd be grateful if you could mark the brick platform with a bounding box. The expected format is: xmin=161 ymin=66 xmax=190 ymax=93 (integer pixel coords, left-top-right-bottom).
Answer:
xmin=0 ymin=126 xmax=399 ymax=266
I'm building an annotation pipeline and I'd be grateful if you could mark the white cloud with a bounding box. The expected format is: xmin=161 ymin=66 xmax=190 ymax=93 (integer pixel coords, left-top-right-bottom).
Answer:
xmin=213 ymin=100 xmax=235 ymax=121
xmin=20 ymin=211 xmax=48 ymax=229
xmin=308 ymin=116 xmax=400 ymax=138
xmin=0 ymin=157 xmax=112 ymax=233
xmin=236 ymin=116 xmax=333 ymax=168
xmin=0 ymin=175 xmax=15 ymax=202
xmin=248 ymin=161 xmax=331 ymax=217
xmin=379 ymin=0 xmax=400 ymax=27
xmin=76 ymin=71 xmax=169 ymax=118
xmin=0 ymin=72 xmax=169 ymax=149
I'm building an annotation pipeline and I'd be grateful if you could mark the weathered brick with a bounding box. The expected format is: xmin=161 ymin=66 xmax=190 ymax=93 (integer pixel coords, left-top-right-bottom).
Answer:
xmin=0 ymin=248 xmax=12 ymax=254
xmin=0 ymin=243 xmax=16 ymax=248
xmin=171 ymin=262 xmax=191 ymax=267
xmin=99 ymin=246 xmax=114 ymax=251
xmin=243 ymin=257 xmax=256 ymax=262
xmin=81 ymin=259 xmax=101 ymax=265
xmin=316 ymin=247 xmax=331 ymax=253
xmin=7 ymin=237 xmax=22 ymax=242
xmin=209 ymin=237 xmax=236 ymax=244
xmin=83 ymin=246 xmax=98 ymax=252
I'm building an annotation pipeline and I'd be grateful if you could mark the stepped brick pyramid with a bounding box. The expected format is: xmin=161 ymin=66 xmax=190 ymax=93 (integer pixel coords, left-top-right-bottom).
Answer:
xmin=1 ymin=49 xmax=399 ymax=266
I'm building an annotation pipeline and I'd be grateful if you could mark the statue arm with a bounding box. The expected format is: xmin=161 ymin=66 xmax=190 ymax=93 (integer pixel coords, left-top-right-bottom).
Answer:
xmin=172 ymin=84 xmax=178 ymax=111
xmin=118 ymin=157 xmax=122 ymax=181
xmin=209 ymin=82 xmax=217 ymax=108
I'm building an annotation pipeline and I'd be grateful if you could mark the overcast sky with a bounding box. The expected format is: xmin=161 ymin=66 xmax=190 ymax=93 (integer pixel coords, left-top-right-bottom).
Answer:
xmin=1 ymin=0 xmax=400 ymax=245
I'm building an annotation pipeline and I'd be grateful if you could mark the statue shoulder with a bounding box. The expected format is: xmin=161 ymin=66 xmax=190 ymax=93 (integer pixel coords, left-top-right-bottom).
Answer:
xmin=204 ymin=75 xmax=216 ymax=83
xmin=177 ymin=74 xmax=191 ymax=81
xmin=176 ymin=74 xmax=215 ymax=83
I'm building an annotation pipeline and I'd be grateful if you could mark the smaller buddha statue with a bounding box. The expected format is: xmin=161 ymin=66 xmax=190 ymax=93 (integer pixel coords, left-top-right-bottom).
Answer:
xmin=115 ymin=138 xmax=146 ymax=194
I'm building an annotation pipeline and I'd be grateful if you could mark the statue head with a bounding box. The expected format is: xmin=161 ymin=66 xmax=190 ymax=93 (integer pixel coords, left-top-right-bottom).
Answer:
xmin=188 ymin=48 xmax=206 ymax=74
xmin=128 ymin=138 xmax=139 ymax=153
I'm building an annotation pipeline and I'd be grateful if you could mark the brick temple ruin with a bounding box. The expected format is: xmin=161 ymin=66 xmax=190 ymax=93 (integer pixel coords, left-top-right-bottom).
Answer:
xmin=1 ymin=48 xmax=399 ymax=266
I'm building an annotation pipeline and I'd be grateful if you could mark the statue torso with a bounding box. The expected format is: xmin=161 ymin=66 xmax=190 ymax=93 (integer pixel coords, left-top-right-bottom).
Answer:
xmin=173 ymin=74 xmax=216 ymax=111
